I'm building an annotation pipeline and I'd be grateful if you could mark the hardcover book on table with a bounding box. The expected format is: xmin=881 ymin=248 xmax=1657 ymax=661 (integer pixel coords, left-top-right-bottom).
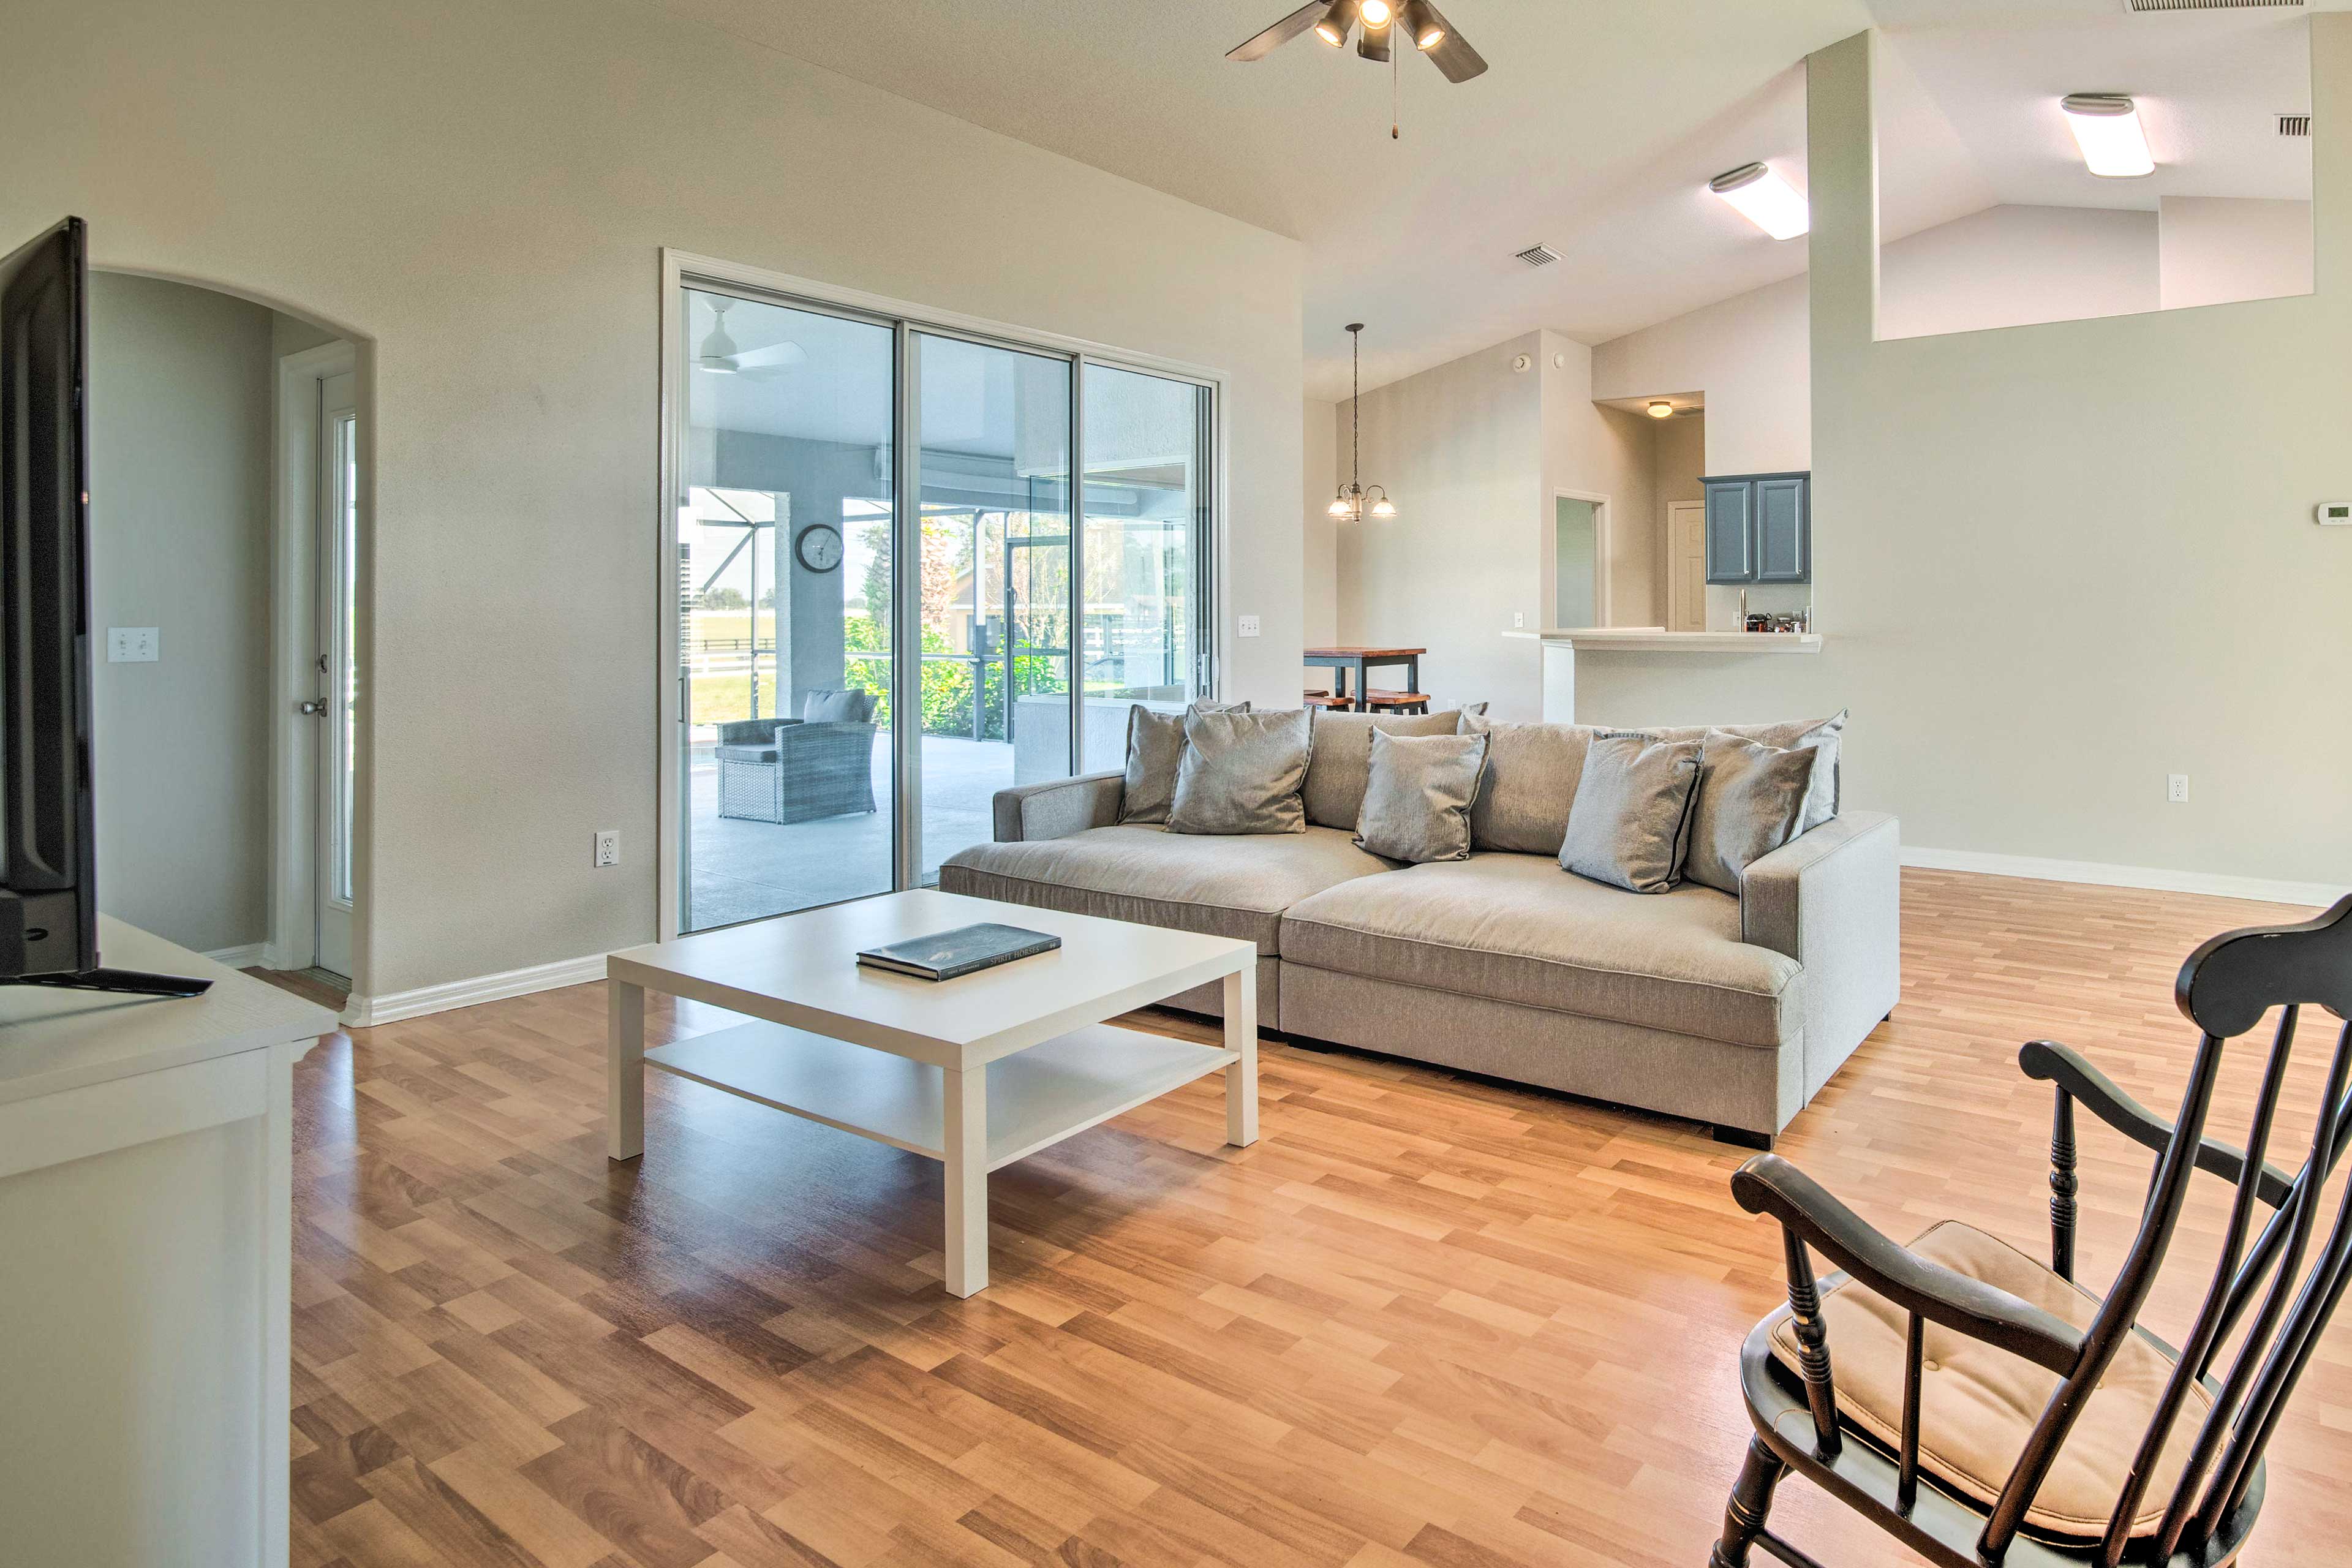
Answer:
xmin=855 ymin=923 xmax=1061 ymax=981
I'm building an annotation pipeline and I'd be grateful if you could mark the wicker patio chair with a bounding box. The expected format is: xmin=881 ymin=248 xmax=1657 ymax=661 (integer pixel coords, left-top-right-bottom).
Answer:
xmin=714 ymin=688 xmax=879 ymax=824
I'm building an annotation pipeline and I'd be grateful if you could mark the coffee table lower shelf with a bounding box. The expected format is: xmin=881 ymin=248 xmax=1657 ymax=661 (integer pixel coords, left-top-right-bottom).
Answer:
xmin=645 ymin=1019 xmax=1238 ymax=1174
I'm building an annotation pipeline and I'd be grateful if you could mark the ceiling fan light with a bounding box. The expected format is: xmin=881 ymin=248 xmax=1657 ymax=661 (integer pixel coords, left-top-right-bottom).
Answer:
xmin=1360 ymin=0 xmax=1391 ymax=27
xmin=1401 ymin=0 xmax=1443 ymax=49
xmin=1314 ymin=0 xmax=1356 ymax=46
xmin=2062 ymin=94 xmax=2154 ymax=178
xmin=1708 ymin=162 xmax=1810 ymax=241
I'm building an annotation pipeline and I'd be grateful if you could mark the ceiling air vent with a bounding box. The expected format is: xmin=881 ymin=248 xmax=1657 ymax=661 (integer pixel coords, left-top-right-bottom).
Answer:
xmin=1514 ymin=243 xmax=1560 ymax=268
xmin=2123 ymin=0 xmax=2300 ymax=12
xmin=2278 ymin=114 xmax=2312 ymax=138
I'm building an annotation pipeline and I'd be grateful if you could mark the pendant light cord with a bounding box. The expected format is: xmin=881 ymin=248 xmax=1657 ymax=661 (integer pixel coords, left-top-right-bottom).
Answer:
xmin=1351 ymin=326 xmax=1360 ymax=493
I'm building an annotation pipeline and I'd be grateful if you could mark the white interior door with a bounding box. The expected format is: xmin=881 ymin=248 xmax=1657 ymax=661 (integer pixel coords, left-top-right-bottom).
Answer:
xmin=1667 ymin=500 xmax=1706 ymax=633
xmin=314 ymin=371 xmax=358 ymax=978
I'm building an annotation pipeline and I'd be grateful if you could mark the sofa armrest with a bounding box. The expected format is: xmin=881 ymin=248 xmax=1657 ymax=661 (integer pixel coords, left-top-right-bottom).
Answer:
xmin=1741 ymin=811 xmax=1902 ymax=1102
xmin=992 ymin=771 xmax=1125 ymax=842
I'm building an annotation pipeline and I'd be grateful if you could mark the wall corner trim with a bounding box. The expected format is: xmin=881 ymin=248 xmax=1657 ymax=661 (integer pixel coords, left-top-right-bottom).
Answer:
xmin=344 ymin=952 xmax=607 ymax=1028
xmin=1901 ymin=846 xmax=2344 ymax=912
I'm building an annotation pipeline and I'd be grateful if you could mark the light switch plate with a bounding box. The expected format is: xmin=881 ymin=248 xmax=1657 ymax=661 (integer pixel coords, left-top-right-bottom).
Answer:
xmin=1237 ymin=615 xmax=1261 ymax=638
xmin=107 ymin=627 xmax=160 ymax=663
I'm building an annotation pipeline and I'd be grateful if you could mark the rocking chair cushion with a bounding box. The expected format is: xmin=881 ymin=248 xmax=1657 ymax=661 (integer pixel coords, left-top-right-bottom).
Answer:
xmin=1767 ymin=1219 xmax=2212 ymax=1540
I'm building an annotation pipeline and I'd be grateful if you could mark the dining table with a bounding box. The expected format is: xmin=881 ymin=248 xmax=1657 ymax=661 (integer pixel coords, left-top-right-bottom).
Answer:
xmin=1303 ymin=646 xmax=1424 ymax=712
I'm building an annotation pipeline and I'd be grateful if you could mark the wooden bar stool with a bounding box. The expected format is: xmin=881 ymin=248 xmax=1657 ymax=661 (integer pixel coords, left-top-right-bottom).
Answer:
xmin=1303 ymin=690 xmax=1351 ymax=710
xmin=1364 ymin=690 xmax=1430 ymax=715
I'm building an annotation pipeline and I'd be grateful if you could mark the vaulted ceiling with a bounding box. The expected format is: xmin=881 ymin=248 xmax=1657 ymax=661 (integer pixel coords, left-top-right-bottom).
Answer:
xmin=651 ymin=0 xmax=2321 ymax=399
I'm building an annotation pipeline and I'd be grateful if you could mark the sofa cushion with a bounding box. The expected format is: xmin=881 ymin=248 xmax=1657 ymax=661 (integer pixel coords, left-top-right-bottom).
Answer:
xmin=1460 ymin=714 xmax=1595 ymax=854
xmin=1303 ymin=709 xmax=1471 ymax=829
xmin=1280 ymin=852 xmax=1799 ymax=1048
xmin=938 ymin=824 xmax=1393 ymax=954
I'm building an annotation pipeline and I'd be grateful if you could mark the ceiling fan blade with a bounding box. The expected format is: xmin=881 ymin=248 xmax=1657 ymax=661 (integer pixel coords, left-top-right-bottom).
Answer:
xmin=1357 ymin=19 xmax=1391 ymax=62
xmin=730 ymin=340 xmax=807 ymax=370
xmin=1227 ymin=2 xmax=1325 ymax=62
xmin=1419 ymin=4 xmax=1486 ymax=83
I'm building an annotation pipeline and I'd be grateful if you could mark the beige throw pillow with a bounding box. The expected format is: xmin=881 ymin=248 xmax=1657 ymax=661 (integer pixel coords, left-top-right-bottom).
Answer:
xmin=1354 ymin=729 xmax=1490 ymax=864
xmin=1118 ymin=699 xmax=1248 ymax=825
xmin=1302 ymin=709 xmax=1472 ymax=829
xmin=1458 ymin=714 xmax=1595 ymax=854
xmin=1647 ymin=710 xmax=1845 ymax=831
xmin=1683 ymin=729 xmax=1820 ymax=895
xmin=1556 ymin=734 xmax=1703 ymax=893
xmin=1167 ymin=708 xmax=1314 ymax=835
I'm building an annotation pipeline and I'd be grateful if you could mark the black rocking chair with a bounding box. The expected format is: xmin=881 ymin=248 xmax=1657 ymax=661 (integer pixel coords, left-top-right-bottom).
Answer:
xmin=1713 ymin=895 xmax=2352 ymax=1568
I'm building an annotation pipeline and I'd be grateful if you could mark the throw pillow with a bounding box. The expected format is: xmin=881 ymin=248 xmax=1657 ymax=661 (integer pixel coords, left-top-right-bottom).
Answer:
xmin=1556 ymin=733 xmax=1703 ymax=893
xmin=1302 ymin=708 xmax=1474 ymax=829
xmin=1648 ymin=711 xmax=1845 ymax=830
xmin=1458 ymin=714 xmax=1595 ymax=854
xmin=1683 ymin=729 xmax=1820 ymax=895
xmin=1117 ymin=699 xmax=1249 ymax=825
xmin=1354 ymin=729 xmax=1490 ymax=864
xmin=1167 ymin=707 xmax=1314 ymax=835
xmin=802 ymin=688 xmax=872 ymax=723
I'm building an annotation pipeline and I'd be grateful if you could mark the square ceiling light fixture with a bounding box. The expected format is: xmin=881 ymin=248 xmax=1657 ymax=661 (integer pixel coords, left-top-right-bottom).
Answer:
xmin=2062 ymin=94 xmax=2156 ymax=177
xmin=1708 ymin=163 xmax=1809 ymax=240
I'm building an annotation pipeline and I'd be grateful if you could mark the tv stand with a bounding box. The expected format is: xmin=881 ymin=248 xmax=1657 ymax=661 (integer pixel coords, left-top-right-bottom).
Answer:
xmin=1 ymin=965 xmax=213 ymax=997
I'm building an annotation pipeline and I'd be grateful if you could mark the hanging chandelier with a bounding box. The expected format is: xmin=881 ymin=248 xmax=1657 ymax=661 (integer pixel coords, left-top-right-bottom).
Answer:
xmin=1329 ymin=323 xmax=1396 ymax=522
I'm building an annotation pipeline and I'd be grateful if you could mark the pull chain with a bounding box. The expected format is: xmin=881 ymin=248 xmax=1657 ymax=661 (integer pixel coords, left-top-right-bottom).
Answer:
xmin=1392 ymin=39 xmax=1400 ymax=139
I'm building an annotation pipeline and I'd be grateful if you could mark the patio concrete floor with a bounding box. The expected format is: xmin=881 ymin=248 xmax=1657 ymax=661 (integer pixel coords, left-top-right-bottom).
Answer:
xmin=684 ymin=732 xmax=1014 ymax=930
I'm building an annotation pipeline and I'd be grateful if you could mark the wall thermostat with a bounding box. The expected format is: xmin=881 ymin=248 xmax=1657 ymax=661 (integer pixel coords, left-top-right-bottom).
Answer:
xmin=2318 ymin=502 xmax=2352 ymax=527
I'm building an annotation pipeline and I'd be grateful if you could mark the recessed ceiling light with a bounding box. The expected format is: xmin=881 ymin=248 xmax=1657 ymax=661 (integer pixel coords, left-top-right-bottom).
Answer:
xmin=2062 ymin=94 xmax=2155 ymax=178
xmin=1708 ymin=163 xmax=1809 ymax=240
xmin=1647 ymin=401 xmax=1675 ymax=419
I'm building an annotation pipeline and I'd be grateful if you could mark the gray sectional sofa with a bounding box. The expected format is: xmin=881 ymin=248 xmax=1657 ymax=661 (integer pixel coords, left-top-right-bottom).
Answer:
xmin=940 ymin=709 xmax=1901 ymax=1145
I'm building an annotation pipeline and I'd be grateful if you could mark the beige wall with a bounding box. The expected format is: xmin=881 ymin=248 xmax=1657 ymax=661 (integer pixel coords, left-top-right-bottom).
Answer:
xmin=1574 ymin=23 xmax=2352 ymax=899
xmin=1541 ymin=333 xmax=1656 ymax=631
xmin=1593 ymin=275 xmax=1812 ymax=475
xmin=85 ymin=274 xmax=276 ymax=955
xmin=2160 ymin=197 xmax=2316 ymax=312
xmin=2 ymin=0 xmax=1306 ymax=997
xmin=1881 ymin=205 xmax=2158 ymax=341
xmin=1336 ymin=334 xmax=1545 ymax=717
xmin=1302 ymin=398 xmax=1338 ymax=649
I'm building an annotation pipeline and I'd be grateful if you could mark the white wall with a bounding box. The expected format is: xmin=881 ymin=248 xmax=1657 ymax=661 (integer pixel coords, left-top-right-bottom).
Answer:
xmin=1574 ymin=24 xmax=2352 ymax=900
xmin=1 ymin=0 xmax=1305 ymax=998
xmin=1593 ymin=275 xmax=1812 ymax=475
xmin=1540 ymin=333 xmax=1656 ymax=630
xmin=1881 ymin=205 xmax=2158 ymax=340
xmin=85 ymin=274 xmax=276 ymax=956
xmin=1336 ymin=334 xmax=1545 ymax=717
xmin=2160 ymin=197 xmax=2316 ymax=311
xmin=1302 ymin=398 xmax=1338 ymax=648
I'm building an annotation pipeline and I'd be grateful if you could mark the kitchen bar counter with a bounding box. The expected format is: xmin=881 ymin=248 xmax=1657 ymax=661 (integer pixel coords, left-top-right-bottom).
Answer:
xmin=1520 ymin=628 xmax=1823 ymax=723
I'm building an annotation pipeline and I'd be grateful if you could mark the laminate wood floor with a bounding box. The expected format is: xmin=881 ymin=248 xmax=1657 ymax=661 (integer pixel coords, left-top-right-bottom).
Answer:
xmin=286 ymin=872 xmax=2352 ymax=1568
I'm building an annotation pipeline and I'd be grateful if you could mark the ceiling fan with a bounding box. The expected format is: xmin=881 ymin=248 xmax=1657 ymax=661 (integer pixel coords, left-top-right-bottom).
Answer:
xmin=695 ymin=297 xmax=806 ymax=377
xmin=1227 ymin=0 xmax=1486 ymax=83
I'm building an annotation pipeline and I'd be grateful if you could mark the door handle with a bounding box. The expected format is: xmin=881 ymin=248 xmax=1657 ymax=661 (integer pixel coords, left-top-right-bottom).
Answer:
xmin=297 ymin=699 xmax=328 ymax=717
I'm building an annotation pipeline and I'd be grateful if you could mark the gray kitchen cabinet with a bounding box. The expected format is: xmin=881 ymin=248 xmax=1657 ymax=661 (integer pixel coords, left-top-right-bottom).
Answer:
xmin=1703 ymin=471 xmax=1809 ymax=584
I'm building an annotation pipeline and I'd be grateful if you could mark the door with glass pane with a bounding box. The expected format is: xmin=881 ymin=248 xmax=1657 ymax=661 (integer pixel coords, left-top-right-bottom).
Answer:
xmin=314 ymin=371 xmax=358 ymax=978
xmin=676 ymin=289 xmax=895 ymax=932
xmin=1079 ymin=364 xmax=1214 ymax=773
xmin=910 ymin=333 xmax=1071 ymax=884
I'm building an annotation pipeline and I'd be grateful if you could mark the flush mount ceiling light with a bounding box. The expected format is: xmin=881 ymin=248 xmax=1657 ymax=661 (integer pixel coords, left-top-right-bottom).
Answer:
xmin=1708 ymin=163 xmax=1810 ymax=240
xmin=1647 ymin=401 xmax=1675 ymax=419
xmin=2062 ymin=94 xmax=2155 ymax=177
xmin=1229 ymin=0 xmax=1487 ymax=138
xmin=1328 ymin=324 xmax=1396 ymax=523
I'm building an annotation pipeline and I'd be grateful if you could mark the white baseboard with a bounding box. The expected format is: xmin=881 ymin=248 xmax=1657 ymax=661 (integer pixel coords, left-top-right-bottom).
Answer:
xmin=344 ymin=952 xmax=606 ymax=1028
xmin=1901 ymin=846 xmax=2346 ymax=910
xmin=203 ymin=942 xmax=268 ymax=970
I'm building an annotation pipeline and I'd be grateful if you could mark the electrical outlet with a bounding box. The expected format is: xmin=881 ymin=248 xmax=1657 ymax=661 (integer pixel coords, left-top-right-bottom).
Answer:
xmin=1237 ymin=615 xmax=1261 ymax=638
xmin=107 ymin=627 xmax=160 ymax=663
xmin=594 ymin=829 xmax=621 ymax=867
xmin=2167 ymin=774 xmax=2190 ymax=804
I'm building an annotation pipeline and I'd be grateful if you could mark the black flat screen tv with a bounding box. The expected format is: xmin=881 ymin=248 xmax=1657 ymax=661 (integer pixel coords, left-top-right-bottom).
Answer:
xmin=1 ymin=217 xmax=205 ymax=997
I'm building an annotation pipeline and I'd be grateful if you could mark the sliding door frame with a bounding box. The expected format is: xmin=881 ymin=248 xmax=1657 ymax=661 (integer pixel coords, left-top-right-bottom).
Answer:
xmin=656 ymin=249 xmax=1225 ymax=941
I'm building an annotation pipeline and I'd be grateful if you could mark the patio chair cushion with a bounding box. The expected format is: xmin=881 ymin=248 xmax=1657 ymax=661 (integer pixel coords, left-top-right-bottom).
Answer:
xmin=715 ymin=742 xmax=780 ymax=763
xmin=1766 ymin=1219 xmax=2213 ymax=1540
xmin=803 ymin=688 xmax=876 ymax=723
xmin=937 ymin=824 xmax=1393 ymax=954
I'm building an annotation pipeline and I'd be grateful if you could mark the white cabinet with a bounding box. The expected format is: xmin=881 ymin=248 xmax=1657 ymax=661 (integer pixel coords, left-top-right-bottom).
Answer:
xmin=0 ymin=919 xmax=335 ymax=1568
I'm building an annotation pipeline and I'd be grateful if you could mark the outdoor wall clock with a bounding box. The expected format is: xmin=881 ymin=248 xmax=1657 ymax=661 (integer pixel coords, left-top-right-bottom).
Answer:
xmin=795 ymin=522 xmax=844 ymax=573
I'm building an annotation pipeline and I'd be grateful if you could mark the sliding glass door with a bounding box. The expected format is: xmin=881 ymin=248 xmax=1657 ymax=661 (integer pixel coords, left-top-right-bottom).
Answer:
xmin=671 ymin=276 xmax=1214 ymax=932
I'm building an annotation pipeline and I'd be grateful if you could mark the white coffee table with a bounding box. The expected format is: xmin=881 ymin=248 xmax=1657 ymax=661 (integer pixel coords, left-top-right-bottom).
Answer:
xmin=605 ymin=889 xmax=1258 ymax=1297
